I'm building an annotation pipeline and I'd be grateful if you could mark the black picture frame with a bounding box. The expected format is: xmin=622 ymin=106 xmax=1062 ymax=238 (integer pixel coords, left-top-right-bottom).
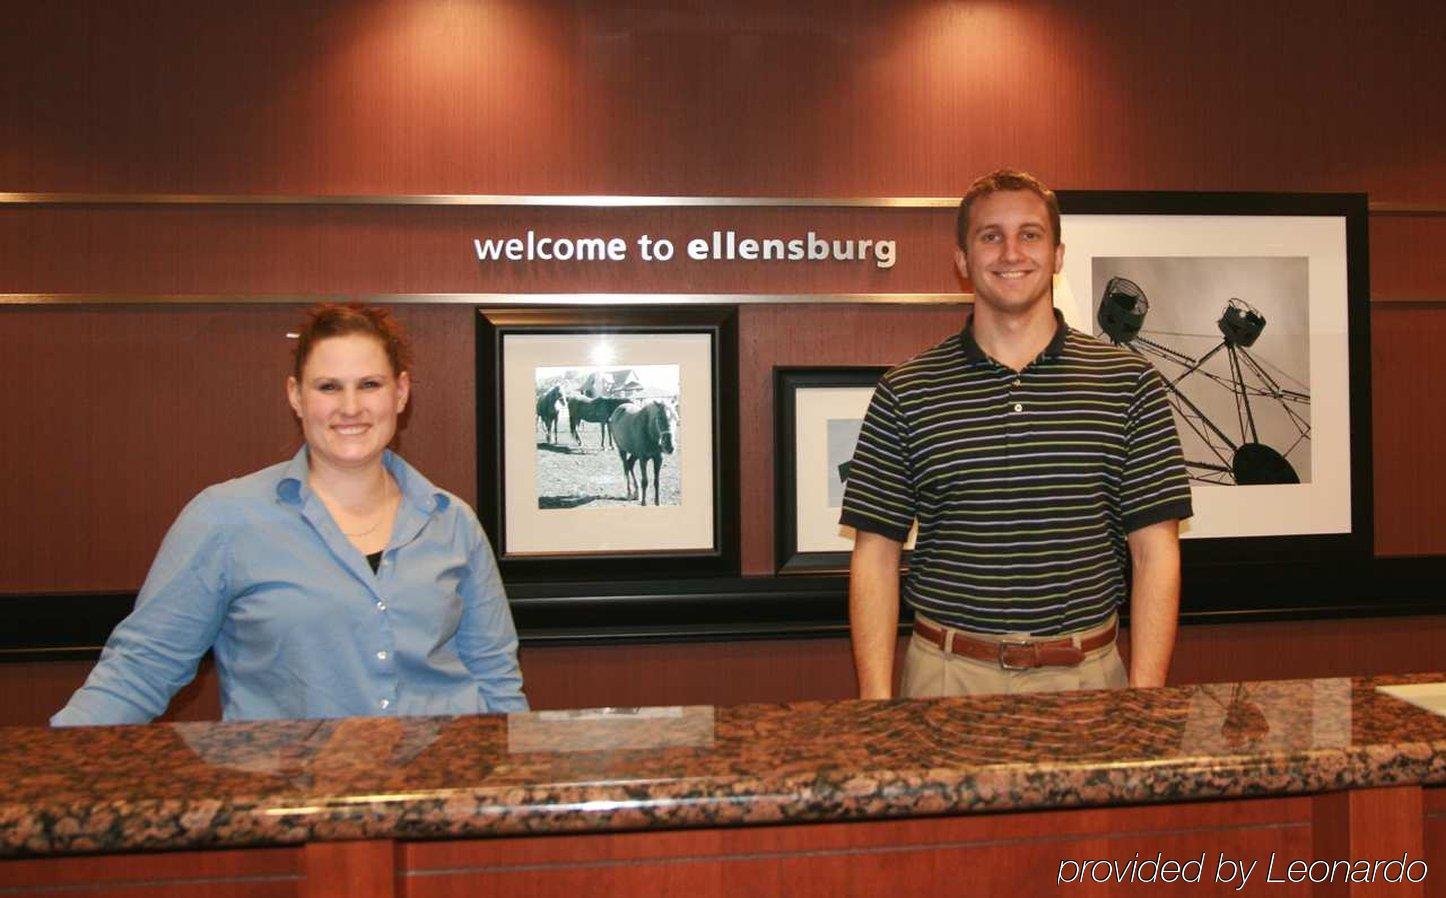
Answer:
xmin=476 ymin=305 xmax=741 ymax=583
xmin=1054 ymin=191 xmax=1373 ymax=583
xmin=774 ymin=366 xmax=893 ymax=575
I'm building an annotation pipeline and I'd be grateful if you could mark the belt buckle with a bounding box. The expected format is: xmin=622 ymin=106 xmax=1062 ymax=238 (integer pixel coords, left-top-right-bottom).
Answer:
xmin=997 ymin=638 xmax=1037 ymax=670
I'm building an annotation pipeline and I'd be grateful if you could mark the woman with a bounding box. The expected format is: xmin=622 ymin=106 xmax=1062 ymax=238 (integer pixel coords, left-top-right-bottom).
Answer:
xmin=53 ymin=303 xmax=526 ymax=724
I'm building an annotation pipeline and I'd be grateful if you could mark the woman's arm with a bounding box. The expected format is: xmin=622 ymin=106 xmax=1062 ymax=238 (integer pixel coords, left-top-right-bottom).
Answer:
xmin=51 ymin=493 xmax=231 ymax=726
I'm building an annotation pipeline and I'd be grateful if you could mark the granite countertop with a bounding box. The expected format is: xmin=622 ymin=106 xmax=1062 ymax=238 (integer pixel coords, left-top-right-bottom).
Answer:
xmin=3 ymin=673 xmax=1444 ymax=857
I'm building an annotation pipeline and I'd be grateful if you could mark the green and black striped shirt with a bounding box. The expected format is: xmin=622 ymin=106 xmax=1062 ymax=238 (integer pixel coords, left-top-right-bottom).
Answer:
xmin=841 ymin=311 xmax=1192 ymax=636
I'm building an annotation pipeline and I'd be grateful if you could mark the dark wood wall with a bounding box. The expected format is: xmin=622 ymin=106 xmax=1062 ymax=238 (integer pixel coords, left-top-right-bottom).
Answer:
xmin=2 ymin=0 xmax=1443 ymax=725
xmin=3 ymin=1 xmax=1442 ymax=200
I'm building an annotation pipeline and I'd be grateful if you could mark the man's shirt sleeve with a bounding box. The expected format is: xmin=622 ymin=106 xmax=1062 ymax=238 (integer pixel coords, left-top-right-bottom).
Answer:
xmin=839 ymin=379 xmax=916 ymax=543
xmin=1120 ymin=365 xmax=1194 ymax=533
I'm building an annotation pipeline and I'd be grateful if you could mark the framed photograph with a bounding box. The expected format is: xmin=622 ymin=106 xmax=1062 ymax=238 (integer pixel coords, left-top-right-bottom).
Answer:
xmin=477 ymin=306 xmax=739 ymax=581
xmin=1052 ymin=192 xmax=1371 ymax=565
xmin=775 ymin=367 xmax=916 ymax=575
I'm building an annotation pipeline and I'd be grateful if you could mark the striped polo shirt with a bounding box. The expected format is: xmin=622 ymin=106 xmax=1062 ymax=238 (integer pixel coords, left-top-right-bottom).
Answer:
xmin=840 ymin=310 xmax=1192 ymax=636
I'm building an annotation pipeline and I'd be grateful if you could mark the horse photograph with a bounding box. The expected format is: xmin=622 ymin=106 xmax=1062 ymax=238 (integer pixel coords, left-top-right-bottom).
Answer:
xmin=611 ymin=399 xmax=680 ymax=506
xmin=535 ymin=384 xmax=566 ymax=444
xmin=567 ymin=395 xmax=631 ymax=448
xmin=532 ymin=364 xmax=682 ymax=509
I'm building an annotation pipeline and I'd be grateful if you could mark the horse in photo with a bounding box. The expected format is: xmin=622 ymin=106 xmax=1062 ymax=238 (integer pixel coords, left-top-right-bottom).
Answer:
xmin=610 ymin=399 xmax=677 ymax=506
xmin=535 ymin=384 xmax=566 ymax=444
xmin=568 ymin=395 xmax=631 ymax=449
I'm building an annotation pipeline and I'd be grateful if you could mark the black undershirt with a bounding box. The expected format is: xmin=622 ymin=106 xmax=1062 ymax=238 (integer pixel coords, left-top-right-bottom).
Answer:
xmin=366 ymin=550 xmax=383 ymax=573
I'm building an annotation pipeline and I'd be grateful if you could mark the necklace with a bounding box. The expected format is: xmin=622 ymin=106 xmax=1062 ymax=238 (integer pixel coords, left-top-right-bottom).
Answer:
xmin=341 ymin=516 xmax=386 ymax=537
xmin=338 ymin=482 xmax=398 ymax=537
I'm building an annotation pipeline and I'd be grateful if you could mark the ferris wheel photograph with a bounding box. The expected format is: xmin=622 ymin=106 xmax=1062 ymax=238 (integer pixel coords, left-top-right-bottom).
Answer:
xmin=1090 ymin=256 xmax=1311 ymax=487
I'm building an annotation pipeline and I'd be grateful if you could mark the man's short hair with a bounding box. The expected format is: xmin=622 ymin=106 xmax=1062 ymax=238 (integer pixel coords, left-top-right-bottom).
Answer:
xmin=956 ymin=169 xmax=1061 ymax=248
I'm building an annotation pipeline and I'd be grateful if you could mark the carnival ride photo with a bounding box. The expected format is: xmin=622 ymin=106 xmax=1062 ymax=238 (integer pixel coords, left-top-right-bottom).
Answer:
xmin=1097 ymin=276 xmax=1311 ymax=486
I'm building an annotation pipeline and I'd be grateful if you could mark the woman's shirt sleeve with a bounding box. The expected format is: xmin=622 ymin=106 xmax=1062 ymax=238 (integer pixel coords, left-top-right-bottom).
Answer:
xmin=453 ymin=508 xmax=528 ymax=712
xmin=51 ymin=492 xmax=231 ymax=726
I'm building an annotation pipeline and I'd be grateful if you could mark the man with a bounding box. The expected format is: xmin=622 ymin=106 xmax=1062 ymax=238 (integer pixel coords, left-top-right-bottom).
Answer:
xmin=841 ymin=169 xmax=1192 ymax=699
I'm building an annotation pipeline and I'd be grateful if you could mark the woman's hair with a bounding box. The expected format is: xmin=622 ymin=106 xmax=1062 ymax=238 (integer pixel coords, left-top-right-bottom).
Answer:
xmin=292 ymin=302 xmax=413 ymax=379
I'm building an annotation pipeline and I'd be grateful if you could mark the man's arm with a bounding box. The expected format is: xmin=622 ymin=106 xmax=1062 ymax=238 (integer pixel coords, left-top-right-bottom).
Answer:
xmin=1124 ymin=518 xmax=1181 ymax=688
xmin=849 ymin=530 xmax=905 ymax=699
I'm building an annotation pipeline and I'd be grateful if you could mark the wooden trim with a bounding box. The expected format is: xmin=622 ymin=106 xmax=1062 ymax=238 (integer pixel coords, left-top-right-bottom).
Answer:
xmin=1312 ymin=786 xmax=1426 ymax=898
xmin=0 ymin=191 xmax=1439 ymax=215
xmin=0 ymin=292 xmax=968 ymax=307
xmin=301 ymin=840 xmax=397 ymax=898
xmin=0 ymin=192 xmax=961 ymax=207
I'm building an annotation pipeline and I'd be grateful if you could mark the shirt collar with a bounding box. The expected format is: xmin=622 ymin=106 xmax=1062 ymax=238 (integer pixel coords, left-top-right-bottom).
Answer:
xmin=959 ymin=307 xmax=1070 ymax=366
xmin=275 ymin=447 xmax=310 ymax=504
xmin=275 ymin=446 xmax=451 ymax=515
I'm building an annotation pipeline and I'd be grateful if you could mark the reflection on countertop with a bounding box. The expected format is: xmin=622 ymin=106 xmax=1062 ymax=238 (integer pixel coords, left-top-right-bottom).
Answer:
xmin=2 ymin=673 xmax=1443 ymax=857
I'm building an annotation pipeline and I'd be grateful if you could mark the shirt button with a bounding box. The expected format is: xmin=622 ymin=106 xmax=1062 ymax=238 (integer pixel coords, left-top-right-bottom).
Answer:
xmin=376 ymin=601 xmax=387 ymax=612
xmin=1013 ymin=403 xmax=1023 ymax=412
xmin=378 ymin=698 xmax=391 ymax=710
xmin=377 ymin=650 xmax=389 ymax=661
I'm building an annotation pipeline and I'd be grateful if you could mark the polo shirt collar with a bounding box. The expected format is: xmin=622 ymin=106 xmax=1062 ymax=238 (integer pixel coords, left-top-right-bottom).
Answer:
xmin=959 ymin=307 xmax=1070 ymax=366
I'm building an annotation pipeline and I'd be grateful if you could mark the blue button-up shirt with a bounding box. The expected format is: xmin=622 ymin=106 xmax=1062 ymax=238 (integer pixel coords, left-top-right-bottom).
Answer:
xmin=53 ymin=448 xmax=527 ymax=725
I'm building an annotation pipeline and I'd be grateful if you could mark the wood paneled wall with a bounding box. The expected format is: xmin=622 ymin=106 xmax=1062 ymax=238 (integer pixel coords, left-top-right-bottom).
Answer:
xmin=4 ymin=301 xmax=1440 ymax=592
xmin=0 ymin=304 xmax=478 ymax=591
xmin=0 ymin=206 xmax=958 ymax=295
xmin=2 ymin=1 xmax=1444 ymax=717
xmin=2 ymin=1 xmax=1442 ymax=200
xmin=1371 ymin=302 xmax=1446 ymax=555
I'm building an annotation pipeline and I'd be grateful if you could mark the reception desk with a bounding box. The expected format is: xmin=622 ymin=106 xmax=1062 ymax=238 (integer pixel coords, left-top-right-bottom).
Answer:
xmin=3 ymin=674 xmax=1443 ymax=897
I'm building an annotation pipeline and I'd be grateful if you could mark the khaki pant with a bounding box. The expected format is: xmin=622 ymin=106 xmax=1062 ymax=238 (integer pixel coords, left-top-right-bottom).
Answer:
xmin=900 ymin=614 xmax=1128 ymax=698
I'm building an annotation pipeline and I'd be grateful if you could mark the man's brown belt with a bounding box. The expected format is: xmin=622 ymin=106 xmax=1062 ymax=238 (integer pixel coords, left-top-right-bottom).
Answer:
xmin=912 ymin=618 xmax=1118 ymax=670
